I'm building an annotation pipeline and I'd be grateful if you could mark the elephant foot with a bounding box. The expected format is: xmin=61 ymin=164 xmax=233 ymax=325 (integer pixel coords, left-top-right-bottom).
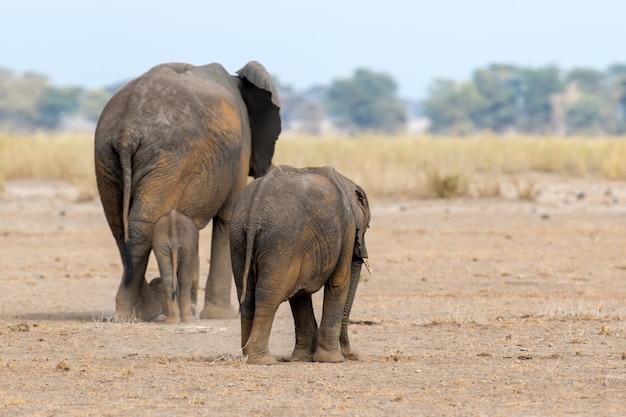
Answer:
xmin=153 ymin=314 xmax=167 ymax=323
xmin=199 ymin=302 xmax=238 ymax=320
xmin=313 ymin=347 xmax=345 ymax=363
xmin=115 ymin=284 xmax=162 ymax=322
xmin=115 ymin=303 xmax=162 ymax=322
xmin=181 ymin=314 xmax=197 ymax=323
xmin=163 ymin=315 xmax=181 ymax=325
xmin=245 ymin=351 xmax=277 ymax=365
xmin=342 ymin=350 xmax=359 ymax=361
xmin=290 ymin=347 xmax=315 ymax=362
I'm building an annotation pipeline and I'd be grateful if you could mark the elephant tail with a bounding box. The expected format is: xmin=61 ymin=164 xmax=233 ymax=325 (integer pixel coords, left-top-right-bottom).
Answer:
xmin=170 ymin=246 xmax=179 ymax=303
xmin=170 ymin=213 xmax=180 ymax=302
xmin=239 ymin=227 xmax=257 ymax=309
xmin=119 ymin=133 xmax=134 ymax=287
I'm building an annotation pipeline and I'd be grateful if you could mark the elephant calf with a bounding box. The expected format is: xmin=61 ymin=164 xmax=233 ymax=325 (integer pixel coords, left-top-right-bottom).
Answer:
xmin=152 ymin=210 xmax=199 ymax=324
xmin=230 ymin=165 xmax=372 ymax=365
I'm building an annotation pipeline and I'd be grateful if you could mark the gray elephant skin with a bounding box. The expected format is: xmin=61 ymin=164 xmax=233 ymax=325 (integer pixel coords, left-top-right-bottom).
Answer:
xmin=230 ymin=165 xmax=372 ymax=365
xmin=94 ymin=61 xmax=281 ymax=321
xmin=152 ymin=210 xmax=199 ymax=324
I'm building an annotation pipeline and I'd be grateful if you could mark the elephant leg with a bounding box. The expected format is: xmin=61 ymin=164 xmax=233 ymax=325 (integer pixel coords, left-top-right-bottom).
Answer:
xmin=200 ymin=215 xmax=237 ymax=319
xmin=115 ymin=238 xmax=162 ymax=321
xmin=243 ymin=302 xmax=279 ymax=365
xmin=288 ymin=293 xmax=318 ymax=362
xmin=153 ymin=247 xmax=180 ymax=324
xmin=190 ymin=277 xmax=198 ymax=317
xmin=178 ymin=254 xmax=198 ymax=323
xmin=313 ymin=268 xmax=351 ymax=363
xmin=164 ymin=295 xmax=181 ymax=324
xmin=240 ymin=299 xmax=254 ymax=354
xmin=177 ymin=284 xmax=194 ymax=323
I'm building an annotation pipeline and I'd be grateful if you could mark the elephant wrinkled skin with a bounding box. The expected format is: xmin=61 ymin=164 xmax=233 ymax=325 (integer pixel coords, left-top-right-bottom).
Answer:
xmin=94 ymin=61 xmax=281 ymax=321
xmin=230 ymin=166 xmax=372 ymax=365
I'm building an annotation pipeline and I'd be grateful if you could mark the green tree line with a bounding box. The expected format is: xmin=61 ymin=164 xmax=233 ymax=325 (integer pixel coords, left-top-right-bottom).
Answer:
xmin=424 ymin=63 xmax=626 ymax=135
xmin=0 ymin=67 xmax=111 ymax=130
xmin=276 ymin=68 xmax=408 ymax=135
xmin=2 ymin=63 xmax=626 ymax=135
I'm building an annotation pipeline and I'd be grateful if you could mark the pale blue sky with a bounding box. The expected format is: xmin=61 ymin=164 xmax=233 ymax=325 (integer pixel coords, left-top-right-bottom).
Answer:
xmin=1 ymin=0 xmax=624 ymax=99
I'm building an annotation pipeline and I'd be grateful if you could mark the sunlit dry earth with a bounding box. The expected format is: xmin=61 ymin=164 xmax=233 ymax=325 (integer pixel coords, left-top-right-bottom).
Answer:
xmin=1 ymin=176 xmax=625 ymax=416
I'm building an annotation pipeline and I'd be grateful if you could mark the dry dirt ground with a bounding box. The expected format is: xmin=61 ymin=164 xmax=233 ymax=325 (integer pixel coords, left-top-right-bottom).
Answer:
xmin=1 ymin=176 xmax=625 ymax=417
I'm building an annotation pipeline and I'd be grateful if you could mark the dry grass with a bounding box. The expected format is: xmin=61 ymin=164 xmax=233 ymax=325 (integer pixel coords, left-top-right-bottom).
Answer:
xmin=540 ymin=299 xmax=625 ymax=322
xmin=0 ymin=132 xmax=96 ymax=198
xmin=2 ymin=132 xmax=626 ymax=199
xmin=276 ymin=134 xmax=626 ymax=197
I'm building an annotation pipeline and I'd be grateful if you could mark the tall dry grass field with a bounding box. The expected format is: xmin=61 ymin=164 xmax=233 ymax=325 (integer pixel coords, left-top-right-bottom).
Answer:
xmin=275 ymin=134 xmax=626 ymax=197
xmin=0 ymin=132 xmax=96 ymax=196
xmin=2 ymin=132 xmax=626 ymax=198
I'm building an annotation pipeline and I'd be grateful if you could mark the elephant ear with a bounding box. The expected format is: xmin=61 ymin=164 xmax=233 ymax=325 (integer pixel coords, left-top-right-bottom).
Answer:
xmin=353 ymin=186 xmax=370 ymax=259
xmin=236 ymin=61 xmax=281 ymax=178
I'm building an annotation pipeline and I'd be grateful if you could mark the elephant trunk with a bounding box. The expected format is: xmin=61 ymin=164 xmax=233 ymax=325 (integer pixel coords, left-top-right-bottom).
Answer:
xmin=339 ymin=257 xmax=363 ymax=357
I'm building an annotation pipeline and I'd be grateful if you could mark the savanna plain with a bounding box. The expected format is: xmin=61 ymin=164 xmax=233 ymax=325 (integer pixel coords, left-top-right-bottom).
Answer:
xmin=1 ymin=134 xmax=626 ymax=416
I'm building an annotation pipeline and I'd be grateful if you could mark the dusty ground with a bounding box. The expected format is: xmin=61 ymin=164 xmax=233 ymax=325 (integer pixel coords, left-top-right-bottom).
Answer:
xmin=1 ymin=176 xmax=625 ymax=416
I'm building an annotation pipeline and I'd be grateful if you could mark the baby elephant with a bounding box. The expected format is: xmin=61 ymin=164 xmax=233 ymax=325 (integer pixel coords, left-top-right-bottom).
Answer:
xmin=152 ymin=210 xmax=199 ymax=324
xmin=230 ymin=165 xmax=372 ymax=365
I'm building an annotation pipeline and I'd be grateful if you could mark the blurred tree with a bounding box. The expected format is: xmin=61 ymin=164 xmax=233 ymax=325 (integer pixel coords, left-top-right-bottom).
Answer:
xmin=0 ymin=69 xmax=48 ymax=130
xmin=565 ymin=94 xmax=608 ymax=135
xmin=271 ymin=75 xmax=300 ymax=129
xmin=370 ymin=98 xmax=408 ymax=134
xmin=607 ymin=63 xmax=626 ymax=134
xmin=0 ymin=68 xmax=12 ymax=124
xmin=607 ymin=63 xmax=626 ymax=76
xmin=37 ymin=86 xmax=82 ymax=128
xmin=566 ymin=67 xmax=604 ymax=93
xmin=565 ymin=67 xmax=613 ymax=134
xmin=0 ymin=66 xmax=113 ymax=131
xmin=292 ymin=100 xmax=325 ymax=135
xmin=326 ymin=68 xmax=407 ymax=134
xmin=518 ymin=66 xmax=563 ymax=133
xmin=79 ymin=89 xmax=112 ymax=123
xmin=424 ymin=80 xmax=484 ymax=134
xmin=471 ymin=64 xmax=521 ymax=133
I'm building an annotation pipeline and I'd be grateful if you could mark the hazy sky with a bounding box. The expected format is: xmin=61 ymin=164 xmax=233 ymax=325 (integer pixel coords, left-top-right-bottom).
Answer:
xmin=2 ymin=0 xmax=624 ymax=99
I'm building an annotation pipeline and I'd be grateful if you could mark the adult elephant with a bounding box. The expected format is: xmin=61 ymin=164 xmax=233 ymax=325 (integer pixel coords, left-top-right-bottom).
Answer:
xmin=230 ymin=166 xmax=372 ymax=364
xmin=94 ymin=61 xmax=281 ymax=321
